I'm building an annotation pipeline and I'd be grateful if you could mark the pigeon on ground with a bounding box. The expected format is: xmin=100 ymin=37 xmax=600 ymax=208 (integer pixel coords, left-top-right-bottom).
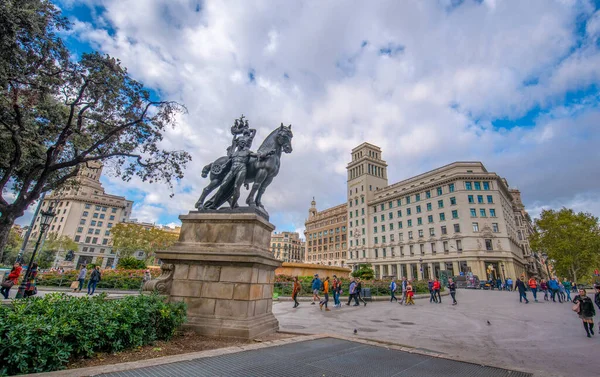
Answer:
xmin=487 ymin=321 xmax=491 ymax=326
xmin=354 ymin=329 xmax=357 ymax=334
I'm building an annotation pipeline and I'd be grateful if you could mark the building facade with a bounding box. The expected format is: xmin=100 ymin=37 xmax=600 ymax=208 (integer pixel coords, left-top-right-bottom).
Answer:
xmin=30 ymin=162 xmax=133 ymax=268
xmin=270 ymin=231 xmax=303 ymax=262
xmin=345 ymin=142 xmax=531 ymax=281
xmin=304 ymin=198 xmax=348 ymax=266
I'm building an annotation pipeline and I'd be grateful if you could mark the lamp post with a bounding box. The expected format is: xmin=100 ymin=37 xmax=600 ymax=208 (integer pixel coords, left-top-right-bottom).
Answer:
xmin=419 ymin=258 xmax=424 ymax=280
xmin=16 ymin=206 xmax=56 ymax=298
xmin=501 ymin=263 xmax=506 ymax=281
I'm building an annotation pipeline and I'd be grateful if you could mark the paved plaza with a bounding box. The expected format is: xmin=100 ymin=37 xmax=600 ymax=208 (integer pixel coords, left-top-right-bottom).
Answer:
xmin=274 ymin=289 xmax=598 ymax=377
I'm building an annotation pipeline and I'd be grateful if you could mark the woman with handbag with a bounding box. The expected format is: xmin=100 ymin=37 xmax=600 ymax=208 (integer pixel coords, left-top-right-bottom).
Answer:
xmin=1 ymin=263 xmax=22 ymax=299
xmin=572 ymin=288 xmax=596 ymax=338
xmin=24 ymin=262 xmax=38 ymax=298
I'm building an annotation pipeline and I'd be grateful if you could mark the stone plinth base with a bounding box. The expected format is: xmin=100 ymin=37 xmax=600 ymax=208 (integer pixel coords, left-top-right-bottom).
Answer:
xmin=154 ymin=210 xmax=281 ymax=339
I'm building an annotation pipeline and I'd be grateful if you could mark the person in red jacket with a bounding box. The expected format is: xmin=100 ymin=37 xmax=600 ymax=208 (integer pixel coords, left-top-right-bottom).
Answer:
xmin=528 ymin=276 xmax=538 ymax=302
xmin=433 ymin=278 xmax=442 ymax=304
xmin=1 ymin=263 xmax=22 ymax=299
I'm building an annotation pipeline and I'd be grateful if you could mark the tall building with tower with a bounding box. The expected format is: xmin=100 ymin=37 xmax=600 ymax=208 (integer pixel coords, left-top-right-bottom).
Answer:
xmin=304 ymin=197 xmax=348 ymax=266
xmin=29 ymin=162 xmax=134 ymax=268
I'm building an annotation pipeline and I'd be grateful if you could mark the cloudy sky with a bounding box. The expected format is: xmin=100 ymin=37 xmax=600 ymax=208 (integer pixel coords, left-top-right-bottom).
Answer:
xmin=19 ymin=0 xmax=600 ymax=234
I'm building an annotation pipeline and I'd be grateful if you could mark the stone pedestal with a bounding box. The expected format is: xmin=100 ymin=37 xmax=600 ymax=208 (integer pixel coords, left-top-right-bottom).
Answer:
xmin=153 ymin=209 xmax=281 ymax=339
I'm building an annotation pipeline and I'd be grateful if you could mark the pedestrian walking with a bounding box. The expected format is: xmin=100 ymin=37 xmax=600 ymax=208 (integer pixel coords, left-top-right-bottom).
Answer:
xmin=311 ymin=274 xmax=321 ymax=305
xmin=347 ymin=278 xmax=358 ymax=306
xmin=332 ymin=275 xmax=341 ymax=308
xmin=516 ymin=276 xmax=529 ymax=304
xmin=558 ymin=281 xmax=567 ymax=302
xmin=428 ymin=279 xmax=437 ymax=303
xmin=355 ymin=278 xmax=367 ymax=306
xmin=292 ymin=276 xmax=301 ymax=308
xmin=75 ymin=265 xmax=87 ymax=292
xmin=572 ymin=289 xmax=596 ymax=338
xmin=594 ymin=285 xmax=600 ymax=311
xmin=1 ymin=263 xmax=22 ymax=299
xmin=319 ymin=276 xmax=330 ymax=311
xmin=448 ymin=278 xmax=457 ymax=305
xmin=24 ymin=262 xmax=38 ymax=298
xmin=389 ymin=277 xmax=398 ymax=302
xmin=540 ymin=279 xmax=549 ymax=301
xmin=506 ymin=277 xmax=513 ymax=291
xmin=528 ymin=276 xmax=538 ymax=302
xmin=87 ymin=266 xmax=101 ymax=295
xmin=496 ymin=279 xmax=502 ymax=290
xmin=405 ymin=281 xmax=415 ymax=305
xmin=433 ymin=278 xmax=442 ymax=304
xmin=400 ymin=276 xmax=408 ymax=304
xmin=548 ymin=277 xmax=562 ymax=303
xmin=563 ymin=279 xmax=572 ymax=302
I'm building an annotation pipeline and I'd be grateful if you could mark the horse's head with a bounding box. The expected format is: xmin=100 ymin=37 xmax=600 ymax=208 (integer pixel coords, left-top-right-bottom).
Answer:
xmin=276 ymin=123 xmax=293 ymax=154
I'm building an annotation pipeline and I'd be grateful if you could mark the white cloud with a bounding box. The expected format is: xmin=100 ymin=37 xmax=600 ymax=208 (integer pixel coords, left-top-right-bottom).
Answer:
xmin=54 ymin=0 xmax=600 ymax=228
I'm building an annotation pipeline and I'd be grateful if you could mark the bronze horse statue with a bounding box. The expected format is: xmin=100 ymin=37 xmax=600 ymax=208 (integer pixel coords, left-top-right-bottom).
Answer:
xmin=195 ymin=123 xmax=293 ymax=210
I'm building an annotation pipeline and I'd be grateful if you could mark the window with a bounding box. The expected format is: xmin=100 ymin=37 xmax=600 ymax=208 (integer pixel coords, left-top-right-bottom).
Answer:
xmin=480 ymin=209 xmax=486 ymax=217
xmin=470 ymin=208 xmax=477 ymax=217
xmin=456 ymin=239 xmax=463 ymax=251
xmin=94 ymin=229 xmax=100 ymax=235
xmin=428 ymin=215 xmax=433 ymax=223
xmin=450 ymin=197 xmax=456 ymax=206
xmin=362 ymin=228 xmax=365 ymax=235
xmin=426 ymin=190 xmax=431 ymax=198
xmin=415 ymin=194 xmax=420 ymax=202
xmin=420 ymin=244 xmax=425 ymax=255
xmin=390 ymin=234 xmax=395 ymax=241
xmin=389 ymin=223 xmax=394 ymax=230
xmin=492 ymin=223 xmax=499 ymax=232
xmin=487 ymin=195 xmax=494 ymax=204
xmin=355 ymin=210 xmax=358 ymax=217
xmin=397 ymin=210 xmax=402 ymax=217
xmin=77 ymin=227 xmax=83 ymax=233
xmin=466 ymin=182 xmax=472 ymax=190
xmin=443 ymin=241 xmax=449 ymax=252
xmin=80 ymin=219 xmax=86 ymax=225
xmin=439 ymin=213 xmax=446 ymax=221
xmin=418 ymin=229 xmax=424 ymax=238
xmin=426 ymin=203 xmax=432 ymax=211
xmin=92 ymin=237 xmax=98 ymax=244
xmin=474 ymin=182 xmax=481 ymax=190
xmin=485 ymin=239 xmax=493 ymax=251
xmin=82 ymin=247 xmax=88 ymax=252
xmin=97 ymin=221 xmax=103 ymax=227
xmin=399 ymin=233 xmax=404 ymax=241
xmin=74 ymin=235 xmax=81 ymax=242
xmin=100 ymin=213 xmax=105 ymax=219
xmin=477 ymin=195 xmax=484 ymax=204
xmin=361 ymin=208 xmax=365 ymax=215
xmin=483 ymin=182 xmax=490 ymax=190
xmin=472 ymin=222 xmax=479 ymax=232
xmin=398 ymin=221 xmax=403 ymax=229
xmin=431 ymin=242 xmax=436 ymax=253
xmin=416 ymin=205 xmax=421 ymax=213
xmin=397 ymin=199 xmax=401 ymax=206
xmin=405 ymin=196 xmax=411 ymax=204
xmin=373 ymin=216 xmax=378 ymax=223
xmin=362 ymin=218 xmax=365 ymax=225
xmin=407 ymin=208 xmax=412 ymax=215
xmin=95 ymin=205 xmax=101 ymax=211
xmin=454 ymin=224 xmax=461 ymax=233
xmin=436 ymin=187 xmax=442 ymax=195
xmin=407 ymin=219 xmax=413 ymax=227
xmin=374 ymin=237 xmax=378 ymax=244
xmin=93 ymin=213 xmax=99 ymax=218
xmin=429 ymin=227 xmax=435 ymax=236
xmin=381 ymin=225 xmax=386 ymax=232
xmin=409 ymin=245 xmax=414 ymax=255
xmin=389 ymin=201 xmax=393 ymax=209
xmin=91 ymin=220 xmax=97 ymax=226
xmin=449 ymin=183 xmax=455 ymax=192
xmin=441 ymin=225 xmax=447 ymax=235
xmin=361 ymin=197 xmax=364 ymax=204
xmin=88 ymin=228 xmax=94 ymax=234
xmin=380 ymin=204 xmax=385 ymax=211
xmin=85 ymin=204 xmax=91 ymax=209
xmin=382 ymin=235 xmax=386 ymax=243
xmin=388 ymin=212 xmax=393 ymax=220
xmin=83 ymin=211 xmax=89 ymax=217
xmin=107 ymin=223 xmax=113 ymax=228
xmin=101 ymin=206 xmax=107 ymax=212
xmin=490 ymin=209 xmax=496 ymax=217
xmin=417 ymin=217 xmax=423 ymax=225
xmin=468 ymin=195 xmax=474 ymax=204
xmin=408 ymin=231 xmax=413 ymax=239
xmin=438 ymin=200 xmax=444 ymax=209
xmin=85 ymin=236 xmax=91 ymax=243
xmin=452 ymin=210 xmax=459 ymax=219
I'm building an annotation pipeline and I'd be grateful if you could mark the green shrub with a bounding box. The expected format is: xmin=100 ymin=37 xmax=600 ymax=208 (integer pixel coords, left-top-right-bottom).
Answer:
xmin=117 ymin=257 xmax=147 ymax=270
xmin=0 ymin=293 xmax=186 ymax=375
xmin=36 ymin=269 xmax=159 ymax=290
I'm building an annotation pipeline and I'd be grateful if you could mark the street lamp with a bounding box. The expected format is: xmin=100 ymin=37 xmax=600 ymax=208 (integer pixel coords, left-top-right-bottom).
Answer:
xmin=500 ymin=263 xmax=505 ymax=281
xmin=15 ymin=206 xmax=56 ymax=298
xmin=419 ymin=258 xmax=424 ymax=280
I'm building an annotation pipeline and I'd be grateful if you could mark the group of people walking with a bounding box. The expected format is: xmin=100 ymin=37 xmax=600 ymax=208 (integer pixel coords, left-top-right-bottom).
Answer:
xmin=1 ymin=262 xmax=38 ymax=299
xmin=514 ymin=276 xmax=577 ymax=304
xmin=73 ymin=265 xmax=102 ymax=295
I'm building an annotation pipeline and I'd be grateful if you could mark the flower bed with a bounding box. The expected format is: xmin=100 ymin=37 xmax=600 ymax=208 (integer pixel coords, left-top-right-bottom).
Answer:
xmin=36 ymin=269 xmax=160 ymax=290
xmin=0 ymin=293 xmax=186 ymax=375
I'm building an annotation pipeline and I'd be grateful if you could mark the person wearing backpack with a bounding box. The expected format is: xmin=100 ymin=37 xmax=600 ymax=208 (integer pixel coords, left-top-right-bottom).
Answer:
xmin=528 ymin=276 xmax=538 ymax=302
xmin=389 ymin=277 xmax=398 ymax=303
xmin=346 ymin=278 xmax=357 ymax=306
xmin=292 ymin=276 xmax=301 ymax=308
xmin=331 ymin=275 xmax=341 ymax=308
xmin=87 ymin=266 xmax=102 ymax=295
xmin=562 ymin=278 xmax=572 ymax=302
xmin=448 ymin=278 xmax=457 ymax=305
xmin=311 ymin=274 xmax=321 ymax=305
xmin=319 ymin=276 xmax=330 ymax=311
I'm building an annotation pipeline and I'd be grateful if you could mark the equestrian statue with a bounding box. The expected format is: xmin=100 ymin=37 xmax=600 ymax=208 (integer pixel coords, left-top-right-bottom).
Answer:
xmin=195 ymin=115 xmax=293 ymax=211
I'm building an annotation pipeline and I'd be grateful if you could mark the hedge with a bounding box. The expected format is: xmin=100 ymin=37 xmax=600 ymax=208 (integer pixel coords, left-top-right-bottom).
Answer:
xmin=0 ymin=293 xmax=186 ymax=375
xmin=36 ymin=269 xmax=159 ymax=290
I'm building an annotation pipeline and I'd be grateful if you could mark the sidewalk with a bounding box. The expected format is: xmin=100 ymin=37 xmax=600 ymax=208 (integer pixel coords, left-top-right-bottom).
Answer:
xmin=276 ymin=291 xmax=449 ymax=301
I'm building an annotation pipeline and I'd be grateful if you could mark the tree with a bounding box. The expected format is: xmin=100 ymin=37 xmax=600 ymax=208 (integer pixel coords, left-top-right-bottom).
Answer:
xmin=351 ymin=263 xmax=375 ymax=280
xmin=0 ymin=0 xmax=191 ymax=260
xmin=530 ymin=208 xmax=600 ymax=283
xmin=39 ymin=232 xmax=77 ymax=269
xmin=0 ymin=227 xmax=23 ymax=265
xmin=111 ymin=223 xmax=178 ymax=261
xmin=117 ymin=256 xmax=146 ymax=270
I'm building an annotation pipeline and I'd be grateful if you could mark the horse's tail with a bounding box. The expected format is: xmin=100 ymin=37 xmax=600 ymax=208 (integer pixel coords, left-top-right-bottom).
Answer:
xmin=201 ymin=163 xmax=212 ymax=178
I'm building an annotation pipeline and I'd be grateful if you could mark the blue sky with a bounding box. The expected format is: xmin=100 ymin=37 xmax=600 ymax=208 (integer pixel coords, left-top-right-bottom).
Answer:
xmin=16 ymin=0 xmax=600 ymax=235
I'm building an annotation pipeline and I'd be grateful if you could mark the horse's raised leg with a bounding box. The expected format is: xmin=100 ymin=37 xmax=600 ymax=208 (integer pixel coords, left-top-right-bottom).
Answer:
xmin=255 ymin=176 xmax=273 ymax=208
xmin=246 ymin=169 xmax=268 ymax=206
xmin=195 ymin=178 xmax=220 ymax=209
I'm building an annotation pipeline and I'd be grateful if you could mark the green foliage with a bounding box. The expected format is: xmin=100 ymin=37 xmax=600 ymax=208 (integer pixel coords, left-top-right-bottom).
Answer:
xmin=0 ymin=228 xmax=22 ymax=265
xmin=351 ymin=263 xmax=375 ymax=280
xmin=37 ymin=269 xmax=158 ymax=290
xmin=530 ymin=208 xmax=600 ymax=282
xmin=111 ymin=223 xmax=178 ymax=260
xmin=117 ymin=257 xmax=147 ymax=270
xmin=0 ymin=293 xmax=186 ymax=375
xmin=0 ymin=0 xmax=191 ymax=259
